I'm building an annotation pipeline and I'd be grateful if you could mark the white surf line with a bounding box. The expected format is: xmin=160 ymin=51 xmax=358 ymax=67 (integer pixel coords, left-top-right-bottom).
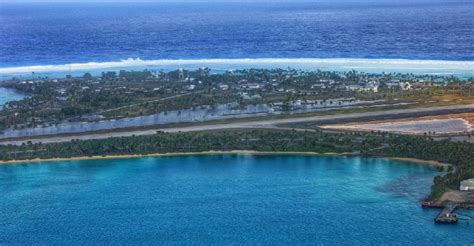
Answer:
xmin=1 ymin=58 xmax=474 ymax=74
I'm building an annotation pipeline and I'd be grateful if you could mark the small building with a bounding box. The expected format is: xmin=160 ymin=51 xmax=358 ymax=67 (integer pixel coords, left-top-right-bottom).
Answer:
xmin=219 ymin=84 xmax=229 ymax=90
xmin=460 ymin=178 xmax=474 ymax=191
xmin=311 ymin=83 xmax=326 ymax=89
xmin=400 ymin=81 xmax=412 ymax=90
xmin=346 ymin=84 xmax=378 ymax=92
xmin=243 ymin=83 xmax=261 ymax=90
xmin=187 ymin=84 xmax=196 ymax=90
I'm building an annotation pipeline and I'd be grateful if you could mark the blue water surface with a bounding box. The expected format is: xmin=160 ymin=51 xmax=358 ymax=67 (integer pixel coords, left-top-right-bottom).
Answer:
xmin=0 ymin=154 xmax=472 ymax=245
xmin=0 ymin=1 xmax=473 ymax=68
xmin=0 ymin=87 xmax=25 ymax=107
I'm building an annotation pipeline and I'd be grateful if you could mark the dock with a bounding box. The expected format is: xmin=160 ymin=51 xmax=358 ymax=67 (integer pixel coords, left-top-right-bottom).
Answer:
xmin=434 ymin=204 xmax=458 ymax=224
xmin=422 ymin=202 xmax=459 ymax=224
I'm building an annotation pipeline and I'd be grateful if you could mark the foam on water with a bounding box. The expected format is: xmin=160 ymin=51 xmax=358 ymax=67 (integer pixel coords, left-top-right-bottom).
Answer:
xmin=1 ymin=58 xmax=474 ymax=78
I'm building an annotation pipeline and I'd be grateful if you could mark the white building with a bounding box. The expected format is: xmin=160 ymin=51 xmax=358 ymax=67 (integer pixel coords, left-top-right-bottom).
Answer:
xmin=219 ymin=84 xmax=229 ymax=90
xmin=311 ymin=83 xmax=326 ymax=89
xmin=460 ymin=178 xmax=474 ymax=191
xmin=400 ymin=81 xmax=412 ymax=90
xmin=346 ymin=83 xmax=378 ymax=92
xmin=243 ymin=83 xmax=261 ymax=90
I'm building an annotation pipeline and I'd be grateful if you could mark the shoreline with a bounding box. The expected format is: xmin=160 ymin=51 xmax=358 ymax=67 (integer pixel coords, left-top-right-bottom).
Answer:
xmin=386 ymin=157 xmax=450 ymax=168
xmin=0 ymin=150 xmax=450 ymax=168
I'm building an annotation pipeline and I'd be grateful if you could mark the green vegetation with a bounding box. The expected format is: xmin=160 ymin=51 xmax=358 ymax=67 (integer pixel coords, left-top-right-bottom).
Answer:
xmin=2 ymin=68 xmax=473 ymax=131
xmin=367 ymin=134 xmax=474 ymax=199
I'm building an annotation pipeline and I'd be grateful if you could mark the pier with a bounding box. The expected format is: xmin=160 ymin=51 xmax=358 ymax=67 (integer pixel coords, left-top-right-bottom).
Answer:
xmin=422 ymin=201 xmax=461 ymax=224
xmin=434 ymin=204 xmax=458 ymax=224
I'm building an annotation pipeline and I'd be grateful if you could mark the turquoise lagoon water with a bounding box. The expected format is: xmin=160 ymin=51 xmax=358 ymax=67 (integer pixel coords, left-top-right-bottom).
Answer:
xmin=0 ymin=87 xmax=25 ymax=107
xmin=0 ymin=154 xmax=472 ymax=244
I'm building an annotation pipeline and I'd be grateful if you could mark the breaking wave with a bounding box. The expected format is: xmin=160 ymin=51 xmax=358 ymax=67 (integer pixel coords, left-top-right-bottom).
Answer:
xmin=1 ymin=58 xmax=473 ymax=75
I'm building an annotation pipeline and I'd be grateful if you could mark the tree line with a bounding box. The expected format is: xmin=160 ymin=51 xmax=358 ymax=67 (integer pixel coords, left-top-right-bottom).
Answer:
xmin=0 ymin=128 xmax=472 ymax=200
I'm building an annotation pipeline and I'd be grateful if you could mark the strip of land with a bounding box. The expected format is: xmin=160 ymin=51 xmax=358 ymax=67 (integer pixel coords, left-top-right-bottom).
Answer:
xmin=0 ymin=150 xmax=346 ymax=164
xmin=320 ymin=112 xmax=474 ymax=135
xmin=1 ymin=104 xmax=473 ymax=145
xmin=322 ymin=118 xmax=472 ymax=134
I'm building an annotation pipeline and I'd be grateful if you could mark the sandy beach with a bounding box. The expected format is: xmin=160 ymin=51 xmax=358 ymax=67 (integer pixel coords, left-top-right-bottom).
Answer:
xmin=0 ymin=150 xmax=343 ymax=165
xmin=386 ymin=157 xmax=450 ymax=168
xmin=0 ymin=150 xmax=450 ymax=168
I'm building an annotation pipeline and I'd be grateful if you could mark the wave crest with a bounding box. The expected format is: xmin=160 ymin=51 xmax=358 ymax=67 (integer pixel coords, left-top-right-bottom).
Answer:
xmin=1 ymin=58 xmax=473 ymax=75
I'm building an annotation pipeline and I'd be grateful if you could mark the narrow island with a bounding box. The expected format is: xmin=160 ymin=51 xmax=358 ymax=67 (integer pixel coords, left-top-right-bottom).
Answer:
xmin=0 ymin=68 xmax=473 ymax=223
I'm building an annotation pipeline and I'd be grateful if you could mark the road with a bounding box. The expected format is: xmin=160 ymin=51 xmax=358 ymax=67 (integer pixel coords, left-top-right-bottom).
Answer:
xmin=1 ymin=104 xmax=473 ymax=145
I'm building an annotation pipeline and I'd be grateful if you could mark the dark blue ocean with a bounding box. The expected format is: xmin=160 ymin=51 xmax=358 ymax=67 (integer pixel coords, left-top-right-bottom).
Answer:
xmin=0 ymin=155 xmax=473 ymax=245
xmin=0 ymin=1 xmax=473 ymax=68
